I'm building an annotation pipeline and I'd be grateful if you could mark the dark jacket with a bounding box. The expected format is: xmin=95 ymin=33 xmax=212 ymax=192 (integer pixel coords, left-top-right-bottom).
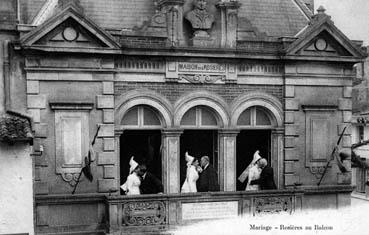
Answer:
xmin=140 ymin=172 xmax=164 ymax=194
xmin=250 ymin=166 xmax=277 ymax=190
xmin=197 ymin=164 xmax=219 ymax=192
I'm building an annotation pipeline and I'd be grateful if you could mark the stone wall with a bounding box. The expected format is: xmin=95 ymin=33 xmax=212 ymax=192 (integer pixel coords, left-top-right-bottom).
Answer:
xmin=115 ymin=82 xmax=283 ymax=104
xmin=0 ymin=142 xmax=34 ymax=235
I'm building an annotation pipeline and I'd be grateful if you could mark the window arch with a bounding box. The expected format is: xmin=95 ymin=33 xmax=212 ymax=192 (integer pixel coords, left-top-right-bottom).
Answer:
xmin=121 ymin=105 xmax=162 ymax=129
xmin=180 ymin=106 xmax=218 ymax=128
xmin=237 ymin=106 xmax=275 ymax=128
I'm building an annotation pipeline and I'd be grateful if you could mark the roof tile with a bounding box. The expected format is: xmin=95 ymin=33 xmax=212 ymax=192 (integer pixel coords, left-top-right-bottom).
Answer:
xmin=22 ymin=0 xmax=308 ymax=37
xmin=0 ymin=112 xmax=33 ymax=143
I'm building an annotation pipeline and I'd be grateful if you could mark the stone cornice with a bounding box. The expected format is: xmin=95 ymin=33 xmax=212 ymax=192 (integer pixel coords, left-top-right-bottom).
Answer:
xmin=157 ymin=0 xmax=185 ymax=7
xmin=16 ymin=45 xmax=364 ymax=64
xmin=49 ymin=101 xmax=94 ymax=110
xmin=216 ymin=1 xmax=241 ymax=9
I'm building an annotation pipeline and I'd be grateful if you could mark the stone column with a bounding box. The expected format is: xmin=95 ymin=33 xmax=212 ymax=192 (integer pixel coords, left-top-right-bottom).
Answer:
xmin=271 ymin=127 xmax=284 ymax=189
xmin=162 ymin=129 xmax=183 ymax=194
xmin=218 ymin=129 xmax=239 ymax=191
xmin=216 ymin=1 xmax=240 ymax=48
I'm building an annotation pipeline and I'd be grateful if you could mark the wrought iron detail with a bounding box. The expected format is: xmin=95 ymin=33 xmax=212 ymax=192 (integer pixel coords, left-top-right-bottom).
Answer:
xmin=254 ymin=196 xmax=293 ymax=215
xmin=122 ymin=201 xmax=166 ymax=226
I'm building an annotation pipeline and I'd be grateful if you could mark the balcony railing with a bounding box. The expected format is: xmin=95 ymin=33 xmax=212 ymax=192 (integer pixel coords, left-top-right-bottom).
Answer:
xmin=106 ymin=189 xmax=304 ymax=234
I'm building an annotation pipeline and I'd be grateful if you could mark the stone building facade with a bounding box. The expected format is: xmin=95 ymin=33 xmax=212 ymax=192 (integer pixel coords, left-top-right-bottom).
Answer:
xmin=352 ymin=46 xmax=369 ymax=196
xmin=0 ymin=0 xmax=367 ymax=234
xmin=0 ymin=0 xmax=34 ymax=234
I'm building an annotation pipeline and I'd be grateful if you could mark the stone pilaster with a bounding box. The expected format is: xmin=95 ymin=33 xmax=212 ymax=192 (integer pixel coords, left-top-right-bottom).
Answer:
xmin=157 ymin=0 xmax=185 ymax=47
xmin=162 ymin=129 xmax=183 ymax=194
xmin=96 ymin=129 xmax=120 ymax=194
xmin=284 ymin=85 xmax=300 ymax=187
xmin=337 ymin=86 xmax=353 ymax=183
xmin=218 ymin=129 xmax=239 ymax=191
xmin=271 ymin=128 xmax=284 ymax=189
xmin=26 ymin=77 xmax=49 ymax=195
xmin=216 ymin=1 xmax=241 ymax=48
xmin=96 ymin=91 xmax=118 ymax=193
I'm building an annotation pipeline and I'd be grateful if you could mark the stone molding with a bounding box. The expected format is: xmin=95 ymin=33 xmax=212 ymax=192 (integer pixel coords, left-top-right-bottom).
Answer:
xmin=179 ymin=73 xmax=225 ymax=84
xmin=173 ymin=91 xmax=229 ymax=127
xmin=216 ymin=0 xmax=240 ymax=48
xmin=49 ymin=101 xmax=94 ymax=110
xmin=115 ymin=89 xmax=173 ymax=128
xmin=230 ymin=92 xmax=283 ymax=127
xmin=161 ymin=128 xmax=184 ymax=136
xmin=157 ymin=0 xmax=185 ymax=8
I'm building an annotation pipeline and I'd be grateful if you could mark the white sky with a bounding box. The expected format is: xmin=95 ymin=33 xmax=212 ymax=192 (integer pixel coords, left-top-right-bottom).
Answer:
xmin=315 ymin=0 xmax=369 ymax=45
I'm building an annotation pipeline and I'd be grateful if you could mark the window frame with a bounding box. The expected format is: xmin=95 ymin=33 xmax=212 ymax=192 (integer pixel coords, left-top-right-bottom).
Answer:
xmin=120 ymin=105 xmax=163 ymax=130
xmin=237 ymin=106 xmax=275 ymax=129
xmin=180 ymin=106 xmax=219 ymax=129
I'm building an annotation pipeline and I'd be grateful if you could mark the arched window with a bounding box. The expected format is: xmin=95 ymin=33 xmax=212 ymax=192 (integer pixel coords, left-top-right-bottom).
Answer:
xmin=121 ymin=105 xmax=161 ymax=128
xmin=180 ymin=106 xmax=218 ymax=128
xmin=237 ymin=106 xmax=274 ymax=128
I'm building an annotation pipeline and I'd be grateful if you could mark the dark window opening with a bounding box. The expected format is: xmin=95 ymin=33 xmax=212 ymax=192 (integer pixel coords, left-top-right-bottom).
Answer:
xmin=236 ymin=130 xmax=271 ymax=191
xmin=179 ymin=130 xmax=218 ymax=188
xmin=120 ymin=130 xmax=162 ymax=194
xmin=359 ymin=126 xmax=364 ymax=141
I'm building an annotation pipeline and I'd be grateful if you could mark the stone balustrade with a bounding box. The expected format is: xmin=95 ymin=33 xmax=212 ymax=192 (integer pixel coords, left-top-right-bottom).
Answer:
xmin=106 ymin=189 xmax=304 ymax=234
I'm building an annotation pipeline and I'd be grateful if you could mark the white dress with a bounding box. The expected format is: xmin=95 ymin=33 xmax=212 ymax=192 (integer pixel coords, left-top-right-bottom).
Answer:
xmin=121 ymin=173 xmax=141 ymax=195
xmin=245 ymin=165 xmax=261 ymax=191
xmin=181 ymin=165 xmax=199 ymax=193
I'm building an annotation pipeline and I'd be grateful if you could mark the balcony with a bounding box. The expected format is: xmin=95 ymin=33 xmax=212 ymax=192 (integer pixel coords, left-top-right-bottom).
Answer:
xmin=106 ymin=189 xmax=304 ymax=234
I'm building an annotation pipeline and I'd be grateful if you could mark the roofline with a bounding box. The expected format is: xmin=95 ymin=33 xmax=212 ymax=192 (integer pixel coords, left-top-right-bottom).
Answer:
xmin=292 ymin=0 xmax=313 ymax=20
xmin=15 ymin=44 xmax=365 ymax=64
xmin=20 ymin=5 xmax=120 ymax=49
xmin=286 ymin=17 xmax=367 ymax=58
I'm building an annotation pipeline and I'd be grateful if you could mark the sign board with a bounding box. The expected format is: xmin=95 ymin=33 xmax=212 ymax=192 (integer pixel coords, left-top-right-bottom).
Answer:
xmin=181 ymin=201 xmax=238 ymax=220
xmin=178 ymin=62 xmax=226 ymax=73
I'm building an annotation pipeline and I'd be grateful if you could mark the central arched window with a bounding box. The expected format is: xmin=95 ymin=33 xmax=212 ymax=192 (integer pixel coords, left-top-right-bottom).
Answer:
xmin=237 ymin=106 xmax=274 ymax=128
xmin=121 ymin=105 xmax=162 ymax=128
xmin=180 ymin=106 xmax=218 ymax=128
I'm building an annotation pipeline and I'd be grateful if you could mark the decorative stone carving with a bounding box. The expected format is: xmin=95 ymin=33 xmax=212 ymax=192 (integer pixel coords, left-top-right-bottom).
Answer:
xmin=155 ymin=0 xmax=186 ymax=46
xmin=122 ymin=201 xmax=166 ymax=226
xmin=179 ymin=74 xmax=225 ymax=84
xmin=309 ymin=166 xmax=326 ymax=179
xmin=254 ymin=197 xmax=293 ymax=215
xmin=216 ymin=1 xmax=240 ymax=48
xmin=185 ymin=0 xmax=214 ymax=46
xmin=61 ymin=172 xmax=83 ymax=186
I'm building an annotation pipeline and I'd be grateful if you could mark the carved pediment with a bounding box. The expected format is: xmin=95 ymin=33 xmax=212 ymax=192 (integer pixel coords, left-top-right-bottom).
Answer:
xmin=33 ymin=18 xmax=111 ymax=48
xmin=296 ymin=30 xmax=352 ymax=57
xmin=20 ymin=5 xmax=119 ymax=50
xmin=286 ymin=11 xmax=366 ymax=59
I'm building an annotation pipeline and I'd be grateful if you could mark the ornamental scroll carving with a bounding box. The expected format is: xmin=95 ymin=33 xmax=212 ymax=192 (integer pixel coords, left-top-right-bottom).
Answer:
xmin=122 ymin=201 xmax=166 ymax=226
xmin=61 ymin=172 xmax=83 ymax=186
xmin=309 ymin=166 xmax=326 ymax=179
xmin=179 ymin=74 xmax=225 ymax=84
xmin=253 ymin=197 xmax=293 ymax=215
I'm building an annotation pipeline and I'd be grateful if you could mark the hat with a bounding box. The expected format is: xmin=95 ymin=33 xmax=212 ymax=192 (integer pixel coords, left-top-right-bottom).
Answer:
xmin=185 ymin=152 xmax=194 ymax=164
xmin=129 ymin=156 xmax=139 ymax=174
xmin=252 ymin=150 xmax=262 ymax=164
